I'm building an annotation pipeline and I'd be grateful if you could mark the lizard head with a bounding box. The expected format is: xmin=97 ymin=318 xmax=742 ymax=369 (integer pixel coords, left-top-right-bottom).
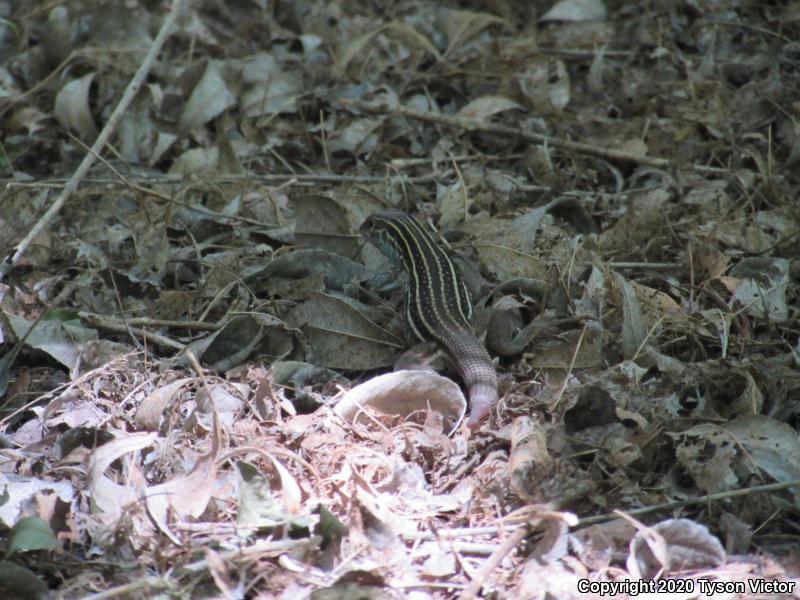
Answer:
xmin=359 ymin=209 xmax=410 ymax=264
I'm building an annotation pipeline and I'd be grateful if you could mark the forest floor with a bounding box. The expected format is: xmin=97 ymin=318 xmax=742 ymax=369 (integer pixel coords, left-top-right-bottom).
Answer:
xmin=1 ymin=1 xmax=799 ymax=598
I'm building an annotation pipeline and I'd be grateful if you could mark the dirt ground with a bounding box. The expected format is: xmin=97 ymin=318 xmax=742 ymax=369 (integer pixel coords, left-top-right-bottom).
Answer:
xmin=1 ymin=1 xmax=799 ymax=598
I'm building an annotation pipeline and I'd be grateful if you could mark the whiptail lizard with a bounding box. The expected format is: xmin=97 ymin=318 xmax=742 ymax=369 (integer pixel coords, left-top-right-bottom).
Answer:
xmin=360 ymin=209 xmax=498 ymax=428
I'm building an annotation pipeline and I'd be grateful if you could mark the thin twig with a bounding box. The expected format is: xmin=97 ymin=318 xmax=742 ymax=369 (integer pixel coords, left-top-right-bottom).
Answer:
xmin=79 ymin=312 xmax=184 ymax=350
xmin=550 ymin=324 xmax=588 ymax=410
xmin=399 ymin=478 xmax=800 ymax=546
xmin=389 ymin=152 xmax=524 ymax=168
xmin=64 ymin=131 xmax=173 ymax=202
xmin=609 ymin=262 xmax=682 ymax=270
xmin=537 ymin=46 xmax=634 ymax=59
xmin=458 ymin=525 xmax=528 ymax=600
xmin=1 ymin=172 xmax=443 ymax=187
xmin=576 ymin=479 xmax=800 ymax=528
xmin=338 ymin=98 xmax=728 ymax=174
xmin=101 ymin=316 xmax=218 ymax=331
xmin=0 ymin=0 xmax=184 ymax=282
xmin=77 ymin=576 xmax=172 ymax=600
xmin=78 ymin=539 xmax=313 ymax=600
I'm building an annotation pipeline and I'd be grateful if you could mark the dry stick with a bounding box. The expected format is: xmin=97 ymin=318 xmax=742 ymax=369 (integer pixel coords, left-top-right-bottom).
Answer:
xmin=338 ymin=98 xmax=728 ymax=175
xmin=399 ymin=479 xmax=800 ymax=545
xmin=2 ymin=171 xmax=444 ymax=188
xmin=550 ymin=323 xmax=588 ymax=410
xmin=65 ymin=130 xmax=174 ymax=202
xmin=79 ymin=312 xmax=184 ymax=350
xmin=609 ymin=261 xmax=681 ymax=270
xmin=576 ymin=478 xmax=800 ymax=528
xmin=77 ymin=577 xmax=172 ymax=600
xmin=458 ymin=525 xmax=529 ymax=600
xmin=79 ymin=539 xmax=310 ymax=600
xmin=101 ymin=316 xmax=218 ymax=331
xmin=0 ymin=0 xmax=184 ymax=282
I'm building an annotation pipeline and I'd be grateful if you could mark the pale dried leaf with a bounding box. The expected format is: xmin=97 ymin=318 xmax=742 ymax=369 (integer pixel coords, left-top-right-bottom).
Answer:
xmin=241 ymin=53 xmax=303 ymax=116
xmin=541 ymin=0 xmax=607 ymax=22
xmin=263 ymin=452 xmax=304 ymax=515
xmin=236 ymin=462 xmax=288 ymax=530
xmin=337 ymin=25 xmax=386 ymax=75
xmin=725 ymin=415 xmax=800 ymax=503
xmin=294 ymin=194 xmax=358 ymax=255
xmin=457 ymin=95 xmax=524 ymax=120
xmin=728 ymin=258 xmax=790 ymax=322
xmin=516 ymin=559 xmax=585 ymax=600
xmin=53 ymin=73 xmax=98 ymax=141
xmin=614 ymin=273 xmax=647 ymax=360
xmin=135 ymin=378 xmax=192 ymax=431
xmin=168 ymin=147 xmax=219 ymax=174
xmin=672 ymin=424 xmax=738 ymax=493
xmin=145 ymin=415 xmax=222 ymax=543
xmin=386 ymin=20 xmax=442 ymax=60
xmin=196 ymin=384 xmax=245 ymax=429
xmin=420 ymin=543 xmax=457 ymax=577
xmin=335 ymin=370 xmax=466 ymax=433
xmin=326 ymin=117 xmax=381 ymax=155
xmin=437 ymin=180 xmax=468 ymax=229
xmin=178 ymin=60 xmax=238 ymax=132
xmin=629 ymin=518 xmax=725 ymax=578
xmin=443 ymin=9 xmax=505 ymax=50
xmin=517 ymin=58 xmax=570 ymax=112
xmin=86 ymin=433 xmax=157 ymax=519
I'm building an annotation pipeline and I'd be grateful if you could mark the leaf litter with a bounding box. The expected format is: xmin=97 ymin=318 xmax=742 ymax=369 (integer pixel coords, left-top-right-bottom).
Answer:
xmin=0 ymin=0 xmax=799 ymax=597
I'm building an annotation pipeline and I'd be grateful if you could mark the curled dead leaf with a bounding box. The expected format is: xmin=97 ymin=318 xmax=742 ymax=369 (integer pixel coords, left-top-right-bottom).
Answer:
xmin=54 ymin=73 xmax=98 ymax=141
xmin=334 ymin=370 xmax=466 ymax=433
xmin=628 ymin=518 xmax=725 ymax=579
xmin=135 ymin=378 xmax=192 ymax=431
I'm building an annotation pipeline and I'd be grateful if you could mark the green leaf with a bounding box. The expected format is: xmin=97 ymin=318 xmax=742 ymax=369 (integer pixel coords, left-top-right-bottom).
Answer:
xmin=43 ymin=308 xmax=81 ymax=326
xmin=7 ymin=517 xmax=59 ymax=555
xmin=0 ymin=561 xmax=49 ymax=600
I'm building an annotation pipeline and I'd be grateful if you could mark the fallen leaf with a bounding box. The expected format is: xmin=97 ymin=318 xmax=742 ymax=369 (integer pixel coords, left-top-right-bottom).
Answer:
xmin=335 ymin=370 xmax=465 ymax=433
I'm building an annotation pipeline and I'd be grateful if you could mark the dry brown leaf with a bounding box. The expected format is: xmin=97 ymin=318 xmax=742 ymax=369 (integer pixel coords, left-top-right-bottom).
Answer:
xmin=294 ymin=194 xmax=359 ymax=255
xmin=135 ymin=378 xmax=192 ymax=431
xmin=288 ymin=292 xmax=401 ymax=370
xmin=145 ymin=412 xmax=223 ymax=544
